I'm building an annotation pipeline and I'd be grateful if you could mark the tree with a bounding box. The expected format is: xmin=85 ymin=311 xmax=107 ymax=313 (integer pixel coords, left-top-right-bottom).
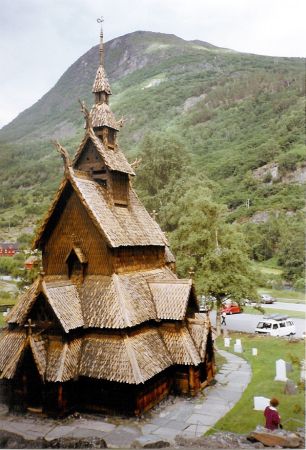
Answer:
xmin=277 ymin=216 xmax=305 ymax=286
xmin=134 ymin=131 xmax=190 ymax=212
xmin=169 ymin=183 xmax=259 ymax=335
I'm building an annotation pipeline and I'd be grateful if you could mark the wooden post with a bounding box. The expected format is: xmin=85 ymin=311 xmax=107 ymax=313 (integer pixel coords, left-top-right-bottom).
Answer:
xmin=188 ymin=366 xmax=196 ymax=396
xmin=58 ymin=384 xmax=64 ymax=413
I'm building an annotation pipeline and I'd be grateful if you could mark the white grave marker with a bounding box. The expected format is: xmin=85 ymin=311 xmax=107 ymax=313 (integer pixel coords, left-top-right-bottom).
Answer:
xmin=224 ymin=337 xmax=231 ymax=347
xmin=252 ymin=348 xmax=258 ymax=356
xmin=234 ymin=343 xmax=243 ymax=353
xmin=274 ymin=359 xmax=287 ymax=381
xmin=254 ymin=396 xmax=270 ymax=411
xmin=235 ymin=339 xmax=242 ymax=346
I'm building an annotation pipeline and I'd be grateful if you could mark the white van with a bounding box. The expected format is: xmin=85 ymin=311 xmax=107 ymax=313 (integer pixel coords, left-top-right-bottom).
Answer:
xmin=255 ymin=314 xmax=296 ymax=337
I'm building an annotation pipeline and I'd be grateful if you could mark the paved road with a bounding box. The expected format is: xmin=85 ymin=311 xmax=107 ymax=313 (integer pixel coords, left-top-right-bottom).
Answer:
xmin=210 ymin=311 xmax=305 ymax=338
xmin=261 ymin=301 xmax=305 ymax=313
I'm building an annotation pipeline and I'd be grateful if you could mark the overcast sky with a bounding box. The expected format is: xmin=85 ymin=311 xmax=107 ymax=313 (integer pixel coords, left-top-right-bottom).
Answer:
xmin=0 ymin=0 xmax=305 ymax=129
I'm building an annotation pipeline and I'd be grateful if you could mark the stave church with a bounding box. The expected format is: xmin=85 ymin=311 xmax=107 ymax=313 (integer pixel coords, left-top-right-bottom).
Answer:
xmin=0 ymin=24 xmax=215 ymax=416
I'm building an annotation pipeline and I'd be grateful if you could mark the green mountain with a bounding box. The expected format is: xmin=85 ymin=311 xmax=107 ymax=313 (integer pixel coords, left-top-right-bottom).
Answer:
xmin=0 ymin=31 xmax=305 ymax=281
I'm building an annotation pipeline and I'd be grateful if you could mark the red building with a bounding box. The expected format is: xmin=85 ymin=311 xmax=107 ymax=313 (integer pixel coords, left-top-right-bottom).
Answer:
xmin=0 ymin=243 xmax=19 ymax=257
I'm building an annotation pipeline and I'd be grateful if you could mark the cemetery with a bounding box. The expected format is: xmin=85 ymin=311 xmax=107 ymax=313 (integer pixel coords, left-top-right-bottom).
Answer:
xmin=213 ymin=332 xmax=304 ymax=434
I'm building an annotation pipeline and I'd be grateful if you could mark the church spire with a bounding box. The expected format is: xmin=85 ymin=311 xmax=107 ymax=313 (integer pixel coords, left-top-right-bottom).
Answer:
xmin=98 ymin=17 xmax=104 ymax=67
xmin=92 ymin=17 xmax=112 ymax=100
xmin=90 ymin=18 xmax=119 ymax=139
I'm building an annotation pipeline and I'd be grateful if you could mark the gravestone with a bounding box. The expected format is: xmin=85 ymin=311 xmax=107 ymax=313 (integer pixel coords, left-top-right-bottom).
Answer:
xmin=286 ymin=362 xmax=293 ymax=373
xmin=254 ymin=396 xmax=270 ymax=410
xmin=235 ymin=338 xmax=242 ymax=346
xmin=234 ymin=343 xmax=243 ymax=353
xmin=252 ymin=348 xmax=258 ymax=356
xmin=284 ymin=379 xmax=297 ymax=395
xmin=300 ymin=360 xmax=306 ymax=381
xmin=274 ymin=359 xmax=287 ymax=381
xmin=224 ymin=337 xmax=231 ymax=348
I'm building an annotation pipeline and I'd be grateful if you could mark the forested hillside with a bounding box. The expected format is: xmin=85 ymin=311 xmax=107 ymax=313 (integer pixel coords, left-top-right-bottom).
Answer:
xmin=0 ymin=31 xmax=304 ymax=288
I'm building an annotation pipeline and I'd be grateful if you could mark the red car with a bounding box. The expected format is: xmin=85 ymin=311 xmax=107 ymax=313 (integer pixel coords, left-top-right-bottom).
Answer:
xmin=221 ymin=303 xmax=241 ymax=315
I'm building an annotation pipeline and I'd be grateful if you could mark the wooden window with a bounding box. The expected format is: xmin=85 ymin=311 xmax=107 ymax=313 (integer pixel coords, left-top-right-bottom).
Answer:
xmin=107 ymin=129 xmax=115 ymax=149
xmin=66 ymin=248 xmax=87 ymax=283
xmin=112 ymin=172 xmax=128 ymax=206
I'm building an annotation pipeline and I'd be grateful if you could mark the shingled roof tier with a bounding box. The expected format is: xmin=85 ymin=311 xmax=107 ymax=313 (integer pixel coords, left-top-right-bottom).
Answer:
xmin=90 ymin=103 xmax=119 ymax=130
xmin=7 ymin=268 xmax=197 ymax=330
xmin=0 ymin=330 xmax=27 ymax=379
xmin=34 ymin=168 xmax=167 ymax=249
xmin=7 ymin=280 xmax=84 ymax=333
xmin=73 ymin=129 xmax=135 ymax=175
xmin=92 ymin=65 xmax=112 ymax=94
xmin=0 ymin=320 xmax=211 ymax=383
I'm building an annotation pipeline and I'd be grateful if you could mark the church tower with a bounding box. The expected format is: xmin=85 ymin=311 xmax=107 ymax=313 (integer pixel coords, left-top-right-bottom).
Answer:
xmin=0 ymin=21 xmax=214 ymax=416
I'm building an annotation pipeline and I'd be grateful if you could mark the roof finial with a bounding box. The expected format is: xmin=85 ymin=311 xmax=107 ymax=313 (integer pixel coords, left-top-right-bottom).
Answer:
xmin=52 ymin=140 xmax=71 ymax=173
xmin=97 ymin=16 xmax=104 ymax=67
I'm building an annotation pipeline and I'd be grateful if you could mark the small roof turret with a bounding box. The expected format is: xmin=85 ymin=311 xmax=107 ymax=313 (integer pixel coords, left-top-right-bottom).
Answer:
xmin=90 ymin=18 xmax=118 ymax=131
xmin=92 ymin=17 xmax=112 ymax=98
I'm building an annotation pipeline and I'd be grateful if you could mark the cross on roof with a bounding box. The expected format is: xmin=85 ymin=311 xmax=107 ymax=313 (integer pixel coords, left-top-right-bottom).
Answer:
xmin=24 ymin=318 xmax=36 ymax=335
xmin=188 ymin=267 xmax=195 ymax=278
xmin=151 ymin=210 xmax=158 ymax=220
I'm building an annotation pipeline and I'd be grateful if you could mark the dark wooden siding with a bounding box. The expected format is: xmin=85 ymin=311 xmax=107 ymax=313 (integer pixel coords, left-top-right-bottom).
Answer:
xmin=43 ymin=191 xmax=112 ymax=276
xmin=111 ymin=172 xmax=129 ymax=206
xmin=75 ymin=140 xmax=105 ymax=173
xmin=112 ymin=246 xmax=164 ymax=273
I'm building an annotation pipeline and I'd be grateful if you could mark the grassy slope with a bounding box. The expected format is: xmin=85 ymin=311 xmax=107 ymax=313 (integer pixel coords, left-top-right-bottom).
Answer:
xmin=213 ymin=333 xmax=305 ymax=433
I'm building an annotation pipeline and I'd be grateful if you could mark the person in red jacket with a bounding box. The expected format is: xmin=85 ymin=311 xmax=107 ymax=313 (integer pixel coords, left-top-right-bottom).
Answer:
xmin=264 ymin=398 xmax=281 ymax=430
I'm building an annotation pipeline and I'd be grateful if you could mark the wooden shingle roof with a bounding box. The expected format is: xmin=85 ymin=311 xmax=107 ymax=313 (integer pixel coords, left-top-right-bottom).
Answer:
xmin=79 ymin=328 xmax=173 ymax=384
xmin=159 ymin=323 xmax=202 ymax=366
xmin=92 ymin=65 xmax=112 ymax=94
xmin=165 ymin=246 xmax=176 ymax=263
xmin=149 ymin=279 xmax=193 ymax=320
xmin=188 ymin=315 xmax=211 ymax=360
xmin=90 ymin=103 xmax=119 ymax=130
xmin=0 ymin=318 xmax=211 ymax=383
xmin=29 ymin=334 xmax=48 ymax=379
xmin=41 ymin=281 xmax=84 ymax=333
xmin=8 ymin=268 xmax=195 ymax=331
xmin=0 ymin=330 xmax=27 ymax=379
xmin=79 ymin=268 xmax=176 ymax=328
xmin=70 ymin=170 xmax=167 ymax=247
xmin=7 ymin=280 xmax=84 ymax=333
xmin=7 ymin=279 xmax=40 ymax=325
xmin=73 ymin=129 xmax=135 ymax=175
xmin=46 ymin=338 xmax=82 ymax=382
xmin=33 ymin=167 xmax=165 ymax=249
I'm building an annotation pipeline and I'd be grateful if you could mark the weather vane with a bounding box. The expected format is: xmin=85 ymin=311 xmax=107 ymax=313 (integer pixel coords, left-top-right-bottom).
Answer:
xmin=97 ymin=16 xmax=104 ymax=66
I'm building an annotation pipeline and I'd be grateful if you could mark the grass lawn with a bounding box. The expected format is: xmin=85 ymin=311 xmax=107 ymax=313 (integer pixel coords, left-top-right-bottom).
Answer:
xmin=0 ymin=293 xmax=15 ymax=328
xmin=211 ymin=333 xmax=305 ymax=434
xmin=243 ymin=306 xmax=305 ymax=320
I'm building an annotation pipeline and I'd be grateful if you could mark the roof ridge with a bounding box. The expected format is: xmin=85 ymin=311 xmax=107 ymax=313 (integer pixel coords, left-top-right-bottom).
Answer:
xmin=179 ymin=326 xmax=201 ymax=365
xmin=56 ymin=343 xmax=68 ymax=382
xmin=112 ymin=274 xmax=132 ymax=327
xmin=1 ymin=334 xmax=28 ymax=379
xmin=123 ymin=334 xmax=145 ymax=384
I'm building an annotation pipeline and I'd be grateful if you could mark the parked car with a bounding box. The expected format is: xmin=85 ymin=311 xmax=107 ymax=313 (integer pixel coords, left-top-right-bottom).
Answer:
xmin=255 ymin=314 xmax=296 ymax=337
xmin=260 ymin=294 xmax=275 ymax=304
xmin=198 ymin=295 xmax=215 ymax=312
xmin=221 ymin=302 xmax=242 ymax=315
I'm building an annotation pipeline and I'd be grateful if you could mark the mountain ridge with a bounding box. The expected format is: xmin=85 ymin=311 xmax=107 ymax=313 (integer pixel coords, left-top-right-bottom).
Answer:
xmin=0 ymin=31 xmax=304 ymax=258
